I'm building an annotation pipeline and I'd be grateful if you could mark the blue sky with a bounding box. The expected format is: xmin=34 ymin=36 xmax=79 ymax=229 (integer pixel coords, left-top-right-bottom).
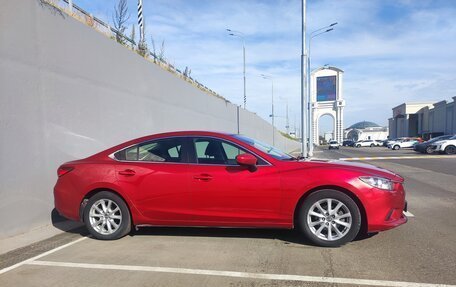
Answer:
xmin=75 ymin=0 xmax=456 ymax=135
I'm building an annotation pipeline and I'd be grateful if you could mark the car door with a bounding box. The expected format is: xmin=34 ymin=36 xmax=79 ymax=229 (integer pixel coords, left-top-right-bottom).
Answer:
xmin=114 ymin=137 xmax=193 ymax=225
xmin=187 ymin=137 xmax=283 ymax=227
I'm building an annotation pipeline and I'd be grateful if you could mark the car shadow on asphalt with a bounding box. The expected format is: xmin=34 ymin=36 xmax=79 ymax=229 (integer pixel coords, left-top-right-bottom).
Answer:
xmin=51 ymin=208 xmax=87 ymax=236
xmin=129 ymin=226 xmax=378 ymax=247
xmin=51 ymin=209 xmax=378 ymax=246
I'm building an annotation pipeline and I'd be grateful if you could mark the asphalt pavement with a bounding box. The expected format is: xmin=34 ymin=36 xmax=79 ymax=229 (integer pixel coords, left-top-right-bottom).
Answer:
xmin=1 ymin=146 xmax=455 ymax=287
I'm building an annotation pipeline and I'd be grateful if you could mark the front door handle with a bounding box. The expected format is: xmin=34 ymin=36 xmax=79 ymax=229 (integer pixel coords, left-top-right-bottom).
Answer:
xmin=193 ymin=174 xmax=213 ymax=181
xmin=118 ymin=169 xmax=136 ymax=176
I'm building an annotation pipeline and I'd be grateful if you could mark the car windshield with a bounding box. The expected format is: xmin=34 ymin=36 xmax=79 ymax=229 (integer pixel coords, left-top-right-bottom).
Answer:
xmin=330 ymin=141 xmax=337 ymax=144
xmin=426 ymin=137 xmax=444 ymax=143
xmin=233 ymin=135 xmax=294 ymax=160
xmin=450 ymin=135 xmax=456 ymax=140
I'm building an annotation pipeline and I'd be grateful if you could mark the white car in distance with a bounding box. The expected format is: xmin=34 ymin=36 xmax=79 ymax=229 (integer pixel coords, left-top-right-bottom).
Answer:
xmin=328 ymin=140 xmax=339 ymax=150
xmin=355 ymin=140 xmax=376 ymax=147
xmin=388 ymin=139 xmax=419 ymax=150
xmin=385 ymin=137 xmax=406 ymax=147
xmin=430 ymin=135 xmax=456 ymax=154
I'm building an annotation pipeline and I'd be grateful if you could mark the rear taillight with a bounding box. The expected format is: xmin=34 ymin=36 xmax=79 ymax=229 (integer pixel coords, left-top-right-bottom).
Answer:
xmin=57 ymin=166 xmax=74 ymax=177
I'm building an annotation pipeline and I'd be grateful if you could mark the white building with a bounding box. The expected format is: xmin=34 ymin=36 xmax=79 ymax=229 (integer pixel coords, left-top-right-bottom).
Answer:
xmin=323 ymin=132 xmax=333 ymax=143
xmin=388 ymin=98 xmax=456 ymax=139
xmin=344 ymin=121 xmax=389 ymax=141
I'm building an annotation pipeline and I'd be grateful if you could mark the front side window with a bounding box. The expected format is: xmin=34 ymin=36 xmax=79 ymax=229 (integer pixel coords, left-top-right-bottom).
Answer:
xmin=193 ymin=138 xmax=264 ymax=165
xmin=114 ymin=138 xmax=184 ymax=163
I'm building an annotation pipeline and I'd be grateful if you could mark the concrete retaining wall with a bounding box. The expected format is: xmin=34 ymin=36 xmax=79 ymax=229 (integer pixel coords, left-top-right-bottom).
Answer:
xmin=0 ymin=0 xmax=299 ymax=239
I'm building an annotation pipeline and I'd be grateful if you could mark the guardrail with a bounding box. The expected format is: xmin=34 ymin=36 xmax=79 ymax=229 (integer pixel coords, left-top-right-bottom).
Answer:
xmin=41 ymin=0 xmax=227 ymax=102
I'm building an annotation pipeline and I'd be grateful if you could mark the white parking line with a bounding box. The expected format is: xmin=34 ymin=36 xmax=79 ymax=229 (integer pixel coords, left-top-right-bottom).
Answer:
xmin=0 ymin=236 xmax=88 ymax=275
xmin=27 ymin=260 xmax=456 ymax=287
xmin=403 ymin=211 xmax=415 ymax=218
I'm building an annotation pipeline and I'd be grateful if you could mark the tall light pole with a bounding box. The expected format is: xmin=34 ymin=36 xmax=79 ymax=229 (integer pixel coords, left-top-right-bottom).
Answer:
xmin=261 ymin=74 xmax=275 ymax=146
xmin=307 ymin=22 xmax=337 ymax=157
xmin=227 ymin=29 xmax=246 ymax=109
xmin=301 ymin=0 xmax=308 ymax=158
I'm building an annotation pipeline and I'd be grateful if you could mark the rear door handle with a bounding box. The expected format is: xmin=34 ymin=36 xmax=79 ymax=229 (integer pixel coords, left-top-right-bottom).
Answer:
xmin=193 ymin=174 xmax=213 ymax=181
xmin=118 ymin=169 xmax=136 ymax=176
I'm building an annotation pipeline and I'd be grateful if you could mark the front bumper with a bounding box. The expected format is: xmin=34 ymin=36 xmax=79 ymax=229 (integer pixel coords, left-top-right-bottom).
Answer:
xmin=364 ymin=183 xmax=408 ymax=232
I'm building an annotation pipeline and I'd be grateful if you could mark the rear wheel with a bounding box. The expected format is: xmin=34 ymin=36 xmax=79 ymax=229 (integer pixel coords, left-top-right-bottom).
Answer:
xmin=370 ymin=144 xmax=374 ymax=147
xmin=298 ymin=189 xmax=361 ymax=247
xmin=83 ymin=191 xmax=131 ymax=240
xmin=393 ymin=145 xmax=400 ymax=150
xmin=444 ymin=145 xmax=456 ymax=155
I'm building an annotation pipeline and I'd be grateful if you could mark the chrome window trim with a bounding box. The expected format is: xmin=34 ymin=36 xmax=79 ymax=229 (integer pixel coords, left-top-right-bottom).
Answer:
xmin=108 ymin=135 xmax=273 ymax=166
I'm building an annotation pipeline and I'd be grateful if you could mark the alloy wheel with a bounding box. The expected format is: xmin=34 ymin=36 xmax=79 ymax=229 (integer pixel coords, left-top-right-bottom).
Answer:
xmin=445 ymin=146 xmax=456 ymax=155
xmin=89 ymin=199 xmax=122 ymax=235
xmin=307 ymin=198 xmax=352 ymax=241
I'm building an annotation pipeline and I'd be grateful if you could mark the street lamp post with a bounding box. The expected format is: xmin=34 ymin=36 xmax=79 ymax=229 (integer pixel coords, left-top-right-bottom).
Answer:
xmin=261 ymin=74 xmax=275 ymax=146
xmin=227 ymin=29 xmax=246 ymax=109
xmin=301 ymin=0 xmax=308 ymax=158
xmin=307 ymin=22 xmax=337 ymax=157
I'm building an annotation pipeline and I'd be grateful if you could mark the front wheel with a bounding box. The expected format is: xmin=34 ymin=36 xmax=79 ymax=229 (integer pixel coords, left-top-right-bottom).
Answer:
xmin=425 ymin=146 xmax=434 ymax=154
xmin=370 ymin=144 xmax=374 ymax=147
xmin=298 ymin=190 xmax=361 ymax=247
xmin=83 ymin=191 xmax=131 ymax=240
xmin=393 ymin=145 xmax=400 ymax=150
xmin=444 ymin=145 xmax=456 ymax=155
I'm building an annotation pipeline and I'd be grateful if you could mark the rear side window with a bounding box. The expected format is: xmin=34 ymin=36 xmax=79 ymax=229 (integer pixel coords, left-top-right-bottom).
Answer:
xmin=114 ymin=138 xmax=185 ymax=163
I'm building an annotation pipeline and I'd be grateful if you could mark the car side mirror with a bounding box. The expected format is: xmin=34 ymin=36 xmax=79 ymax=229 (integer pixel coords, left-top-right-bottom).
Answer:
xmin=236 ymin=153 xmax=257 ymax=167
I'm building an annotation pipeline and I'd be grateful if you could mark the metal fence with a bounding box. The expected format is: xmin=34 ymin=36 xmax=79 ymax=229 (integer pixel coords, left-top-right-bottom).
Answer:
xmin=43 ymin=0 xmax=225 ymax=101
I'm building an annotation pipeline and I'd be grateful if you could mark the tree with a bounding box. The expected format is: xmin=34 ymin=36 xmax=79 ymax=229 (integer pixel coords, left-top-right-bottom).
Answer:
xmin=151 ymin=36 xmax=166 ymax=63
xmin=183 ymin=66 xmax=192 ymax=78
xmin=137 ymin=19 xmax=148 ymax=57
xmin=112 ymin=0 xmax=130 ymax=45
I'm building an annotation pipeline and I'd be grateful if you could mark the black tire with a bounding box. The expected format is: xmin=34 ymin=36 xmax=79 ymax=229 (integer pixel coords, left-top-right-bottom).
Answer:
xmin=297 ymin=189 xmax=361 ymax=247
xmin=444 ymin=145 xmax=456 ymax=155
xmin=393 ymin=145 xmax=400 ymax=150
xmin=370 ymin=144 xmax=374 ymax=147
xmin=83 ymin=191 xmax=131 ymax=240
xmin=425 ymin=146 xmax=434 ymax=154
xmin=356 ymin=145 xmax=361 ymax=148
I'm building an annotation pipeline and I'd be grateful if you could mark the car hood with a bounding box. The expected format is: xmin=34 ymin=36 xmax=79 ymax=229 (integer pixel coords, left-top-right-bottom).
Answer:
xmin=433 ymin=140 xmax=447 ymax=145
xmin=299 ymin=159 xmax=404 ymax=182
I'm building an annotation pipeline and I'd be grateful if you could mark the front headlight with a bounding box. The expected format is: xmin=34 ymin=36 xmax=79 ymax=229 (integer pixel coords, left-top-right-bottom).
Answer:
xmin=359 ymin=176 xmax=394 ymax=191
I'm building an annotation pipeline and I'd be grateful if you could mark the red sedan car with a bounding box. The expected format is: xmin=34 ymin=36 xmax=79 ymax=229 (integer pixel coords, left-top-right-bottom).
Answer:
xmin=54 ymin=131 xmax=407 ymax=247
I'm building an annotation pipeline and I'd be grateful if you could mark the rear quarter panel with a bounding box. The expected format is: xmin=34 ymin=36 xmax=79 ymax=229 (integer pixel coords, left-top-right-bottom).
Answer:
xmin=54 ymin=161 xmax=141 ymax=222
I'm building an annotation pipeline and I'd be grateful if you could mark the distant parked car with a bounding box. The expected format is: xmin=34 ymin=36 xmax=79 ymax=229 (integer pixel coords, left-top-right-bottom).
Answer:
xmin=388 ymin=139 xmax=419 ymax=150
xmin=328 ymin=140 xmax=339 ymax=150
xmin=429 ymin=135 xmax=456 ymax=154
xmin=355 ymin=140 xmax=375 ymax=147
xmin=342 ymin=140 xmax=355 ymax=147
xmin=385 ymin=138 xmax=406 ymax=147
xmin=413 ymin=135 xmax=453 ymax=154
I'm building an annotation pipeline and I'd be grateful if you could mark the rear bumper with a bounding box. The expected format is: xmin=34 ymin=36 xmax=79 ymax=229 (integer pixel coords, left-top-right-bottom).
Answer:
xmin=54 ymin=181 xmax=81 ymax=222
